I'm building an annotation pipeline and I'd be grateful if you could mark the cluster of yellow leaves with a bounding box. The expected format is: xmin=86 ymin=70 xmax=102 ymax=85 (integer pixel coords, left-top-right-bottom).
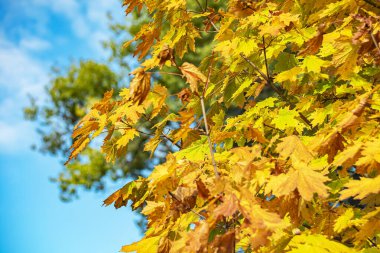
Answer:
xmin=67 ymin=0 xmax=380 ymax=252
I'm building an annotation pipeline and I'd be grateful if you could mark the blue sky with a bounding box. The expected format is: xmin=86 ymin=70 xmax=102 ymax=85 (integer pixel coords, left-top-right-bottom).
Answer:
xmin=0 ymin=0 xmax=141 ymax=252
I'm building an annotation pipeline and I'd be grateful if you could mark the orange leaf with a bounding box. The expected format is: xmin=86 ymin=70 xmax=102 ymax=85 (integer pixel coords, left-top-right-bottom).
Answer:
xmin=179 ymin=62 xmax=207 ymax=94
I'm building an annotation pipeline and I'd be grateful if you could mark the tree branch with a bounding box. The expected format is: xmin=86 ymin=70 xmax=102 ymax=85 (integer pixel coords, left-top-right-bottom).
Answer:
xmin=120 ymin=119 xmax=182 ymax=149
xmin=240 ymin=53 xmax=269 ymax=82
xmin=240 ymin=44 xmax=313 ymax=129
xmin=161 ymin=132 xmax=181 ymax=149
xmin=146 ymin=71 xmax=183 ymax=77
xmin=363 ymin=0 xmax=380 ymax=9
xmin=194 ymin=0 xmax=219 ymax=31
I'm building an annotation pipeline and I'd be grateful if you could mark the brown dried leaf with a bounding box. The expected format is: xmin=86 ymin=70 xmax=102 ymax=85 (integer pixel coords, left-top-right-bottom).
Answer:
xmin=299 ymin=29 xmax=324 ymax=56
xmin=314 ymin=131 xmax=346 ymax=163
xmin=196 ymin=179 xmax=210 ymax=199
xmin=157 ymin=44 xmax=174 ymax=68
xmin=212 ymin=230 xmax=235 ymax=253
xmin=129 ymin=67 xmax=151 ymax=104
xmin=177 ymin=88 xmax=192 ymax=103
xmin=185 ymin=221 xmax=210 ymax=252
xmin=245 ymin=126 xmax=268 ymax=144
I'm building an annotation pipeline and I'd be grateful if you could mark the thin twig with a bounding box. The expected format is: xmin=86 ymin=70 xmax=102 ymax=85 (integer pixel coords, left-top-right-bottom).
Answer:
xmin=370 ymin=31 xmax=380 ymax=54
xmin=168 ymin=191 xmax=206 ymax=220
xmin=263 ymin=37 xmax=270 ymax=79
xmin=240 ymin=47 xmax=313 ymax=128
xmin=194 ymin=0 xmax=204 ymax=11
xmin=200 ymin=98 xmax=219 ymax=178
xmin=194 ymin=0 xmax=219 ymax=31
xmin=240 ymin=53 xmax=268 ymax=81
xmin=161 ymin=132 xmax=181 ymax=149
xmin=120 ymin=119 xmax=181 ymax=149
xmin=353 ymin=226 xmax=378 ymax=248
xmin=208 ymin=19 xmax=219 ymax=32
xmin=203 ymin=51 xmax=215 ymax=97
xmin=363 ymin=0 xmax=380 ymax=9
xmin=146 ymin=71 xmax=183 ymax=77
xmin=199 ymin=29 xmax=219 ymax=33
xmin=261 ymin=37 xmax=288 ymax=100
xmin=263 ymin=123 xmax=285 ymax=133
xmin=261 ymin=37 xmax=290 ymax=100
xmin=201 ymin=53 xmax=220 ymax=178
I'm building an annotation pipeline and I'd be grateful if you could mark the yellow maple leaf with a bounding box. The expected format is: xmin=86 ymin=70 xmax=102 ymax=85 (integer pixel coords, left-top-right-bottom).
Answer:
xmin=334 ymin=208 xmax=354 ymax=233
xmin=141 ymin=201 xmax=165 ymax=216
xmin=332 ymin=143 xmax=362 ymax=169
xmin=355 ymin=138 xmax=380 ymax=173
xmin=266 ymin=159 xmax=329 ymax=201
xmin=66 ymin=137 xmax=90 ymax=164
xmin=334 ymin=208 xmax=366 ymax=233
xmin=274 ymin=66 xmax=302 ymax=83
xmin=103 ymin=179 xmax=148 ymax=209
xmin=302 ymin=55 xmax=328 ymax=73
xmin=339 ymin=176 xmax=380 ymax=200
xmin=121 ymin=236 xmax=161 ymax=253
xmin=308 ymin=104 xmax=333 ymax=127
xmin=331 ymin=40 xmax=359 ymax=80
xmin=286 ymin=234 xmax=356 ymax=253
xmin=143 ymin=131 xmax=161 ymax=157
xmin=276 ymin=135 xmax=314 ymax=163
xmin=147 ymin=84 xmax=168 ymax=119
xmin=116 ymin=128 xmax=139 ymax=149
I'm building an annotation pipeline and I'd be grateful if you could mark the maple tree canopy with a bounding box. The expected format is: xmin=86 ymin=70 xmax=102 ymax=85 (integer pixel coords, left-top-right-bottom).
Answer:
xmin=67 ymin=0 xmax=380 ymax=252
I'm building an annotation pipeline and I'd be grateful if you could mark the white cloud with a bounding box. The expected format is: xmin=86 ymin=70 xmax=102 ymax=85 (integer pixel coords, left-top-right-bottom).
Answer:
xmin=0 ymin=0 xmax=126 ymax=153
xmin=26 ymin=0 xmax=124 ymax=56
xmin=19 ymin=37 xmax=51 ymax=52
xmin=3 ymin=0 xmax=125 ymax=59
xmin=82 ymin=0 xmax=126 ymax=55
xmin=0 ymin=36 xmax=48 ymax=96
xmin=0 ymin=36 xmax=48 ymax=153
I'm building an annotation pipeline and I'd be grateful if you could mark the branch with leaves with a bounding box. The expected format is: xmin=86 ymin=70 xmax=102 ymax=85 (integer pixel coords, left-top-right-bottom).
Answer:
xmin=67 ymin=0 xmax=380 ymax=252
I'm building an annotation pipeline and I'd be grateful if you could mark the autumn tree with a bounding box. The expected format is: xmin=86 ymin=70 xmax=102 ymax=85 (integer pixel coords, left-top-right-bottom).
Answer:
xmin=68 ymin=0 xmax=380 ymax=252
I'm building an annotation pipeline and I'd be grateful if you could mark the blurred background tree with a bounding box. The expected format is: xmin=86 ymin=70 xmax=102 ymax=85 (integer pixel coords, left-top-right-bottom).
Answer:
xmin=24 ymin=1 xmax=221 ymax=202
